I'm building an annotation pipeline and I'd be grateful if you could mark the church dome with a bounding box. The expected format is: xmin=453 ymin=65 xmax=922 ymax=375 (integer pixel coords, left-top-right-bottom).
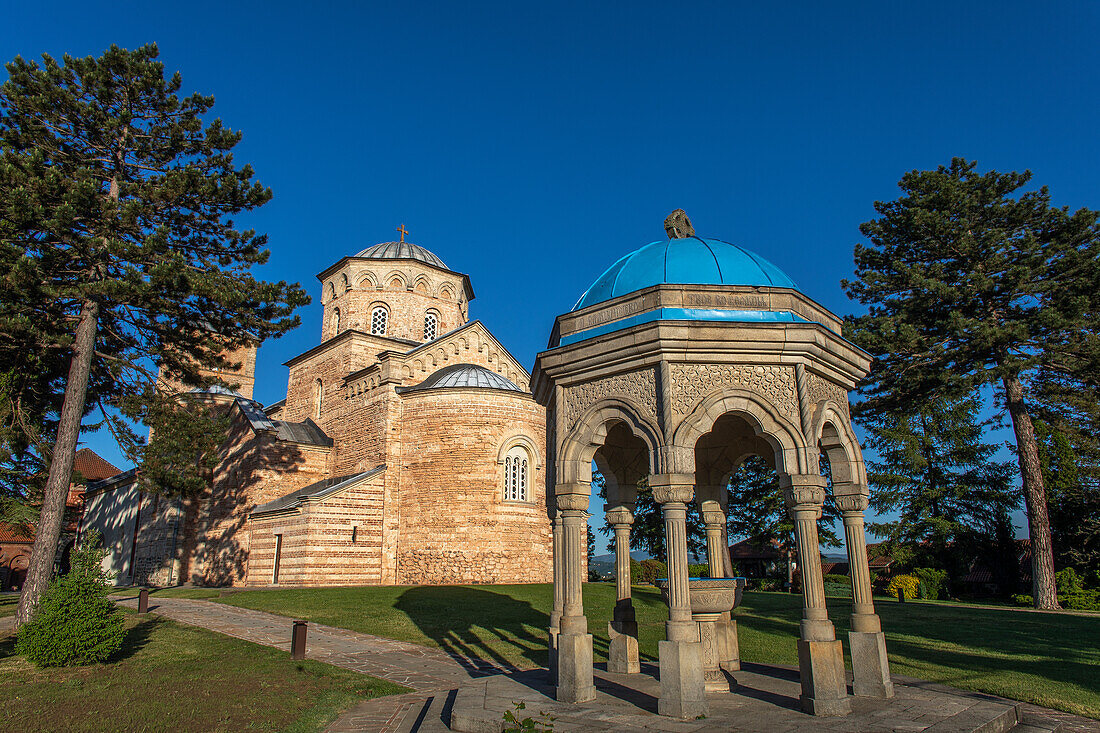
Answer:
xmin=355 ymin=241 xmax=449 ymax=270
xmin=398 ymin=363 xmax=522 ymax=393
xmin=573 ymin=236 xmax=799 ymax=311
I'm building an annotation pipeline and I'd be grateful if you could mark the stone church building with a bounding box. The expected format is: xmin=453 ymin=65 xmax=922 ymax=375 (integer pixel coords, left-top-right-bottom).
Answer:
xmin=84 ymin=239 xmax=551 ymax=587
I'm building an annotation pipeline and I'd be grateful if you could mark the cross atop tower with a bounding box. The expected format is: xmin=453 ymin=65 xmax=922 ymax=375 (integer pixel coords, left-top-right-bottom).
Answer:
xmin=396 ymin=224 xmax=408 ymax=243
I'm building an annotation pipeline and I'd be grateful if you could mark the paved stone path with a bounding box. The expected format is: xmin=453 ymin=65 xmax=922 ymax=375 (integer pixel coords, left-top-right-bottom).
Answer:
xmin=110 ymin=597 xmax=1098 ymax=733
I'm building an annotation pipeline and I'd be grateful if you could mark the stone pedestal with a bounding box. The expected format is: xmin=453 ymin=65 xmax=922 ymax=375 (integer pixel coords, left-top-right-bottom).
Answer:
xmin=717 ymin=613 xmax=740 ymax=673
xmin=608 ymin=617 xmax=640 ymax=674
xmin=849 ymin=630 xmax=894 ymax=698
xmin=693 ymin=612 xmax=730 ymax=692
xmin=658 ymin=637 xmax=708 ymax=719
xmin=797 ymin=639 xmax=852 ymax=716
xmin=556 ymin=632 xmax=596 ymax=703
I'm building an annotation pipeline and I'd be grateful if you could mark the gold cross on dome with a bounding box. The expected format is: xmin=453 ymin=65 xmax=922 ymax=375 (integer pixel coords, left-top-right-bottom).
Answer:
xmin=396 ymin=224 xmax=408 ymax=242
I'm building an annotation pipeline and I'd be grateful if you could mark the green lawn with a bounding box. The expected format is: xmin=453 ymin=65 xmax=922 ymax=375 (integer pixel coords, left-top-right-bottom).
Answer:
xmin=0 ymin=594 xmax=16 ymax=617
xmin=194 ymin=582 xmax=1099 ymax=719
xmin=0 ymin=612 xmax=408 ymax=732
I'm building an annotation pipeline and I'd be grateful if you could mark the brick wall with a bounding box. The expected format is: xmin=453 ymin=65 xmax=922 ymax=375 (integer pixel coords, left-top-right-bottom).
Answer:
xmin=394 ymin=388 xmax=552 ymax=584
xmin=193 ymin=410 xmax=333 ymax=585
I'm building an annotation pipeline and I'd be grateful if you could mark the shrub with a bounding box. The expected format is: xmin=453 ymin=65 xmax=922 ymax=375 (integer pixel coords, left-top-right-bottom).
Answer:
xmin=1056 ymin=567 xmax=1084 ymax=596
xmin=753 ymin=578 xmax=783 ymax=592
xmin=16 ymin=530 xmax=125 ymax=667
xmin=639 ymin=559 xmax=667 ymax=584
xmin=630 ymin=558 xmax=643 ymax=584
xmin=1061 ymin=591 xmax=1100 ymax=611
xmin=885 ymin=574 xmax=920 ymax=601
xmin=913 ymin=567 xmax=948 ymax=600
xmin=688 ymin=563 xmax=709 ymax=578
xmin=823 ymin=573 xmax=850 ymax=586
xmin=1012 ymin=593 xmax=1033 ymax=606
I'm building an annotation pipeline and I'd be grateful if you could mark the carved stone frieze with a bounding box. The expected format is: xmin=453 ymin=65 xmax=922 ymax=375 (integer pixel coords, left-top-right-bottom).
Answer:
xmin=563 ymin=368 xmax=658 ymax=434
xmin=806 ymin=371 xmax=850 ymax=417
xmin=669 ymin=363 xmax=798 ymax=422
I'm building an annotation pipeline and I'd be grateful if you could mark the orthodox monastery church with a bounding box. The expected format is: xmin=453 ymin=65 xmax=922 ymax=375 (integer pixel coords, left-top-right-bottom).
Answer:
xmin=84 ymin=236 xmax=551 ymax=586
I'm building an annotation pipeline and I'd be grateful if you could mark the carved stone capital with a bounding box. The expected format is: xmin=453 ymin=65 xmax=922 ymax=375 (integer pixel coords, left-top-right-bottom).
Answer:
xmin=649 ymin=474 xmax=695 ymax=504
xmin=605 ymin=506 xmax=635 ymax=527
xmin=702 ymin=510 xmax=726 ymax=527
xmin=833 ymin=493 xmax=868 ymax=513
xmin=555 ymin=493 xmax=590 ymax=512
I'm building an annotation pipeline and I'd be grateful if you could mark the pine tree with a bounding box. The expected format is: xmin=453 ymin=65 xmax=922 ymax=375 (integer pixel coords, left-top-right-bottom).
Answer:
xmin=861 ymin=394 xmax=1018 ymax=581
xmin=844 ymin=158 xmax=1100 ymax=608
xmin=0 ymin=45 xmax=309 ymax=626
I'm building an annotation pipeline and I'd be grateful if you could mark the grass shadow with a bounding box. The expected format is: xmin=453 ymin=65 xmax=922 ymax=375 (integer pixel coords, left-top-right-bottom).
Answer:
xmin=395 ymin=586 xmax=549 ymax=674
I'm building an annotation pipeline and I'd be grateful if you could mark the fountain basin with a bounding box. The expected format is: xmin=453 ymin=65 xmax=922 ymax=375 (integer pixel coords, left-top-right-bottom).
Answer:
xmin=655 ymin=577 xmax=746 ymax=615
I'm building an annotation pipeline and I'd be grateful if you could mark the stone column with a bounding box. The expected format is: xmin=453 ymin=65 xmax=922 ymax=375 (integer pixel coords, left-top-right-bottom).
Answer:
xmin=701 ymin=502 xmax=739 ymax=673
xmin=650 ymin=474 xmax=708 ymax=720
xmin=781 ymin=474 xmax=850 ymax=716
xmin=548 ymin=507 xmax=564 ymax=683
xmin=836 ymin=492 xmax=893 ymax=698
xmin=555 ymin=491 xmax=595 ymax=703
xmin=606 ymin=505 xmax=639 ymax=674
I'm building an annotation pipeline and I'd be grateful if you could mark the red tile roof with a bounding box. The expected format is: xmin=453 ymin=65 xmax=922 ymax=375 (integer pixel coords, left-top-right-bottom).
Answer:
xmin=72 ymin=448 xmax=122 ymax=482
xmin=0 ymin=522 xmax=35 ymax=543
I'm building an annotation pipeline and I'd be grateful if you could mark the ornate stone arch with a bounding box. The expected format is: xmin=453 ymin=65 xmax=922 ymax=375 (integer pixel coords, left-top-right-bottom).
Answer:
xmin=437 ymin=282 xmax=456 ymax=300
xmin=356 ymin=272 xmax=378 ymax=290
xmin=811 ymin=402 xmax=867 ymax=491
xmin=497 ymin=432 xmax=543 ymax=470
xmin=412 ymin=274 xmax=432 ymax=295
xmin=557 ymin=397 xmax=662 ymax=489
xmin=671 ymin=387 xmax=810 ymax=475
xmin=384 ymin=270 xmax=408 ymax=290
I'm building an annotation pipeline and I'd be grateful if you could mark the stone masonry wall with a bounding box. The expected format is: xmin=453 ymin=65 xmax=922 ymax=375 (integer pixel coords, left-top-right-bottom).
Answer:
xmin=320 ymin=260 xmax=467 ymax=343
xmin=394 ymin=388 xmax=551 ymax=584
xmin=194 ymin=411 xmax=333 ymax=585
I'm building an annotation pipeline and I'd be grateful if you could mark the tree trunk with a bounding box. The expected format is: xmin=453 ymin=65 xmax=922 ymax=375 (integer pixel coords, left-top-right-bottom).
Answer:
xmin=1002 ymin=375 xmax=1060 ymax=610
xmin=14 ymin=298 xmax=100 ymax=627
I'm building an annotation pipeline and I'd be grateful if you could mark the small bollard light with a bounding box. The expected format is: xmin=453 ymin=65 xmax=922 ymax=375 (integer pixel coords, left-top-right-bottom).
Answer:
xmin=138 ymin=588 xmax=149 ymax=614
xmin=291 ymin=620 xmax=307 ymax=660
xmin=897 ymin=588 xmax=905 ymax=603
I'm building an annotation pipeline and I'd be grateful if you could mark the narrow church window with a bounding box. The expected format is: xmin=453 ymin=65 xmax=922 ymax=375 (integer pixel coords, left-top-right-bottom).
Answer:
xmin=332 ymin=307 xmax=341 ymax=335
xmin=272 ymin=534 xmax=283 ymax=585
xmin=424 ymin=312 xmax=438 ymax=341
xmin=503 ymin=447 xmax=529 ymax=501
xmin=371 ymin=305 xmax=388 ymax=335
xmin=313 ymin=378 xmax=322 ymax=419
xmin=351 ymin=526 xmax=358 ymax=543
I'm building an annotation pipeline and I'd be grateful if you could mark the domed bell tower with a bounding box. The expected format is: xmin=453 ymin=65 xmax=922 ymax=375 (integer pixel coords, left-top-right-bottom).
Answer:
xmin=317 ymin=227 xmax=474 ymax=344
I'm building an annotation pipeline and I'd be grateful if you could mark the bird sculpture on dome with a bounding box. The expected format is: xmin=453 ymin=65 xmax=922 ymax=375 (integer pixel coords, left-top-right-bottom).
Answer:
xmin=664 ymin=209 xmax=696 ymax=239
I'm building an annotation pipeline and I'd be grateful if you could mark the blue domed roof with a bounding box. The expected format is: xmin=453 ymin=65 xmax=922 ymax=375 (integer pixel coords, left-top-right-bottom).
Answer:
xmin=574 ymin=237 xmax=799 ymax=311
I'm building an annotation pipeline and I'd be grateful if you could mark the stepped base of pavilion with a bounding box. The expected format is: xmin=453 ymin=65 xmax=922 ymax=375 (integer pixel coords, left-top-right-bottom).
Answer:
xmin=449 ymin=662 xmax=1051 ymax=733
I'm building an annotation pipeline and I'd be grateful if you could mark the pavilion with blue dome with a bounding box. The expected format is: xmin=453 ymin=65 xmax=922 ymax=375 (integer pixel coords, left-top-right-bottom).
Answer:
xmin=532 ymin=211 xmax=892 ymax=719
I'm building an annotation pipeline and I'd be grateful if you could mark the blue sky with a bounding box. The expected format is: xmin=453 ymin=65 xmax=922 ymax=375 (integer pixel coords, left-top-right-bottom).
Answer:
xmin=4 ymin=1 xmax=1098 ymax=545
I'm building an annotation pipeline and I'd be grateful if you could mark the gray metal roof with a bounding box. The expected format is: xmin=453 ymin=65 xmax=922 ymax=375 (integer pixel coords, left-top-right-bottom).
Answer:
xmin=250 ymin=466 xmax=386 ymax=516
xmin=235 ymin=399 xmax=333 ymax=447
xmin=354 ymin=241 xmax=448 ymax=270
xmin=189 ymin=385 xmax=245 ymax=398
xmin=397 ymin=363 xmax=522 ymax=394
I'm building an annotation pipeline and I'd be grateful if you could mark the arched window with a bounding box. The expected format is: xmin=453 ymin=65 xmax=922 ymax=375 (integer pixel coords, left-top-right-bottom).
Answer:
xmin=313 ymin=378 xmax=322 ymax=420
xmin=424 ymin=311 xmax=438 ymax=341
xmin=503 ymin=446 xmax=529 ymax=502
xmin=331 ymin=307 xmax=341 ymax=335
xmin=370 ymin=305 xmax=388 ymax=336
xmin=341 ymin=273 xmax=349 ymax=292
xmin=326 ymin=282 xmax=335 ymax=302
